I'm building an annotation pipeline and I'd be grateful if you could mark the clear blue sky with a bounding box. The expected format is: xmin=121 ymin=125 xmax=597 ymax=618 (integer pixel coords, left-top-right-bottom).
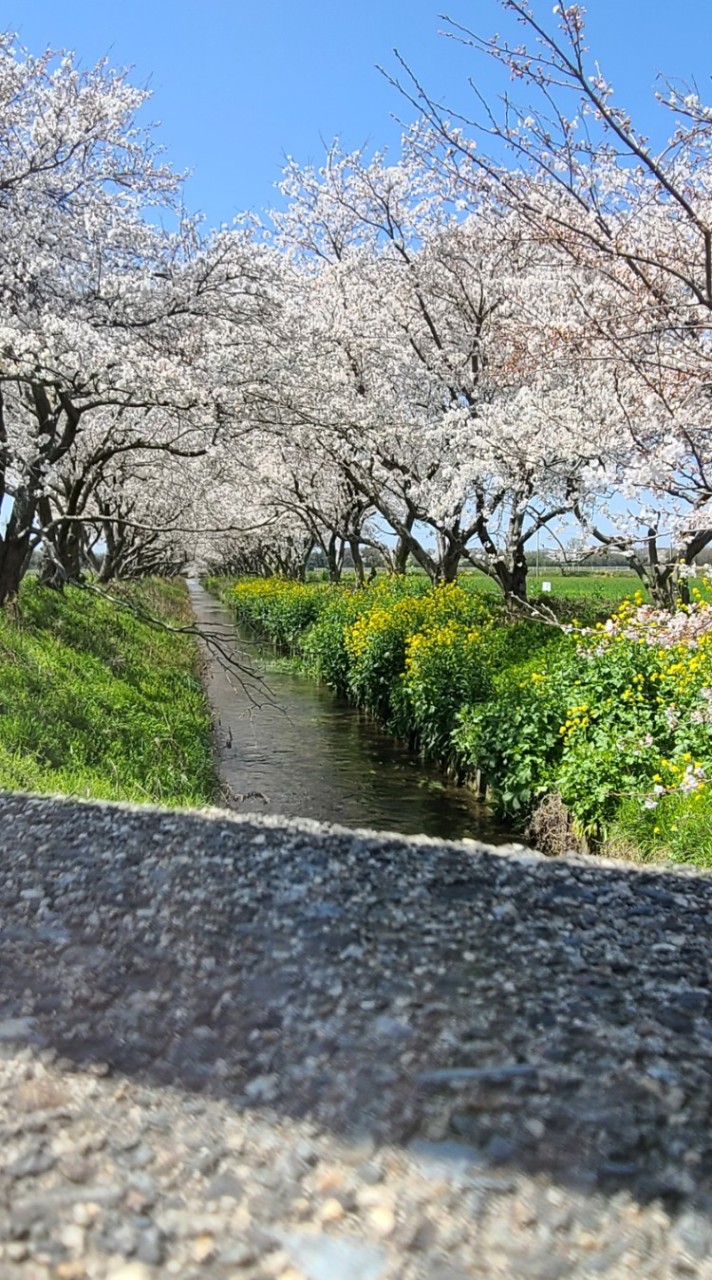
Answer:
xmin=1 ymin=1 xmax=710 ymax=227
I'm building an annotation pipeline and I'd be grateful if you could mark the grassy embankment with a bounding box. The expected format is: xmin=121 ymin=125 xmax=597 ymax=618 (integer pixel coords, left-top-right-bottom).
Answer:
xmin=0 ymin=578 xmax=216 ymax=806
xmin=212 ymin=572 xmax=712 ymax=867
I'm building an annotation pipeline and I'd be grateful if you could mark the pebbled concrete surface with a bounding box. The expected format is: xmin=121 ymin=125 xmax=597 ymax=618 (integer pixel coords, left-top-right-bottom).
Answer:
xmin=0 ymin=790 xmax=711 ymax=1277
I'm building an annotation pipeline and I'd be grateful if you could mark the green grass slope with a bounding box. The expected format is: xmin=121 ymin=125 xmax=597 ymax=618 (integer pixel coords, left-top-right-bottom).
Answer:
xmin=0 ymin=578 xmax=216 ymax=806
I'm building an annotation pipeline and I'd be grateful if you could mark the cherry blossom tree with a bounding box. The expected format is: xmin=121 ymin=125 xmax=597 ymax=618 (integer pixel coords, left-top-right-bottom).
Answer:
xmin=0 ymin=35 xmax=185 ymax=600
xmin=393 ymin=1 xmax=712 ymax=606
xmin=13 ymin=10 xmax=710 ymax=617
xmin=266 ymin=144 xmax=604 ymax=600
xmin=0 ymin=30 xmax=283 ymax=603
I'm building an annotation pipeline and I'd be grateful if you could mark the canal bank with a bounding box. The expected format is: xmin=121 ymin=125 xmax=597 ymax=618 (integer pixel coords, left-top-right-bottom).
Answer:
xmin=187 ymin=579 xmax=513 ymax=844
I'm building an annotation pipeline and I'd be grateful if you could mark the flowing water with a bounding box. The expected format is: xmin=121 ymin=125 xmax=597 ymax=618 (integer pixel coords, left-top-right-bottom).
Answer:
xmin=188 ymin=580 xmax=515 ymax=844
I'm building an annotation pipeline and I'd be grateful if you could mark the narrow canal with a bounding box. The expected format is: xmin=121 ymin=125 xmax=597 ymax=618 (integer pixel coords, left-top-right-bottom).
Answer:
xmin=188 ymin=579 xmax=514 ymax=844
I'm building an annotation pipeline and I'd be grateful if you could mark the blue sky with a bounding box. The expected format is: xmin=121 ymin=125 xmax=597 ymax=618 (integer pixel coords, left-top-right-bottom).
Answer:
xmin=1 ymin=1 xmax=710 ymax=227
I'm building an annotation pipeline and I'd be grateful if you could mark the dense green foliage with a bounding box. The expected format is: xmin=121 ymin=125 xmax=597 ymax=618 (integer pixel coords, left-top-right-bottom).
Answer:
xmin=219 ymin=574 xmax=712 ymax=866
xmin=0 ymin=579 xmax=216 ymax=805
xmin=222 ymin=572 xmax=558 ymax=766
xmin=457 ymin=597 xmax=712 ymax=853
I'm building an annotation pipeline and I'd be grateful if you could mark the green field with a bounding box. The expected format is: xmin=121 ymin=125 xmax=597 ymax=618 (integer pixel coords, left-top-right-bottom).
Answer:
xmin=313 ymin=566 xmax=650 ymax=604
xmin=461 ymin=568 xmax=645 ymax=603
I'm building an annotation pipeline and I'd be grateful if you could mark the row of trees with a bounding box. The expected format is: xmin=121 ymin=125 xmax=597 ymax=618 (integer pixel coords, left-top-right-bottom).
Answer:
xmin=0 ymin=34 xmax=276 ymax=602
xmin=1 ymin=5 xmax=711 ymax=609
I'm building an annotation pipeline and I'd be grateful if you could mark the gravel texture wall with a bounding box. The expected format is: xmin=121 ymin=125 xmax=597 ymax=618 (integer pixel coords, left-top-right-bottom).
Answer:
xmin=0 ymin=790 xmax=711 ymax=1279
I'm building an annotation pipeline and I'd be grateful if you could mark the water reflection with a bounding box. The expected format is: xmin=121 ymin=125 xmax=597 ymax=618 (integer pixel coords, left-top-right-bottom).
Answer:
xmin=189 ymin=581 xmax=514 ymax=845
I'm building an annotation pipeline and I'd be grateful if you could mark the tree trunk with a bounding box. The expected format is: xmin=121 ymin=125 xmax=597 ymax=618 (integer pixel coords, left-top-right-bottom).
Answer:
xmin=393 ymin=507 xmax=417 ymax=574
xmin=507 ymin=555 xmax=529 ymax=605
xmin=647 ymin=567 xmax=678 ymax=611
xmin=99 ymin=517 xmax=125 ymax=584
xmin=392 ymin=535 xmax=410 ymax=575
xmin=0 ymin=536 xmax=32 ymax=605
xmin=324 ymin=533 xmax=344 ymax=583
xmin=0 ymin=491 xmax=36 ymax=605
xmin=496 ymin=552 xmax=529 ymax=606
xmin=39 ymin=522 xmax=85 ymax=588
xmin=350 ymin=538 xmax=366 ymax=587
xmin=297 ymin=538 xmax=315 ymax=582
xmin=436 ymin=541 xmax=462 ymax=584
xmin=38 ymin=545 xmax=65 ymax=589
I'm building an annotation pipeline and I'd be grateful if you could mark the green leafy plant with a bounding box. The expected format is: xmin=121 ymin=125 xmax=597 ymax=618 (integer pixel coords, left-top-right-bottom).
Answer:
xmin=213 ymin=575 xmax=712 ymax=865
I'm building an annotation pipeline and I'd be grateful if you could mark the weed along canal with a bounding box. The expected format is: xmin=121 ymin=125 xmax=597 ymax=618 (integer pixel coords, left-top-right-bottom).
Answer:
xmin=188 ymin=579 xmax=513 ymax=842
